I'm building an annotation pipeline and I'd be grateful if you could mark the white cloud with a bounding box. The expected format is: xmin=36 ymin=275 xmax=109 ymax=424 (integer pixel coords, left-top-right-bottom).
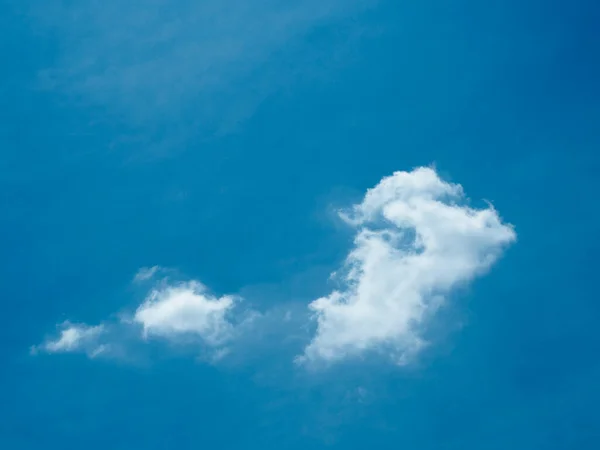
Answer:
xmin=300 ymin=167 xmax=516 ymax=364
xmin=33 ymin=275 xmax=245 ymax=361
xmin=32 ymin=168 xmax=516 ymax=369
xmin=34 ymin=322 xmax=106 ymax=357
xmin=133 ymin=265 xmax=161 ymax=282
xmin=133 ymin=281 xmax=237 ymax=345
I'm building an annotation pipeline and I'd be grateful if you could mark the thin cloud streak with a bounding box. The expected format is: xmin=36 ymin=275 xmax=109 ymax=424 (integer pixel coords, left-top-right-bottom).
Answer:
xmin=31 ymin=0 xmax=374 ymax=128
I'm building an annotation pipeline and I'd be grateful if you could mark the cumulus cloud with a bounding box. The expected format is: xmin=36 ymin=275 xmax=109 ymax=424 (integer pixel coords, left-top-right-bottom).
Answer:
xmin=300 ymin=167 xmax=516 ymax=364
xmin=134 ymin=281 xmax=237 ymax=345
xmin=32 ymin=167 xmax=516 ymax=369
xmin=33 ymin=322 xmax=107 ymax=358
xmin=32 ymin=277 xmax=244 ymax=361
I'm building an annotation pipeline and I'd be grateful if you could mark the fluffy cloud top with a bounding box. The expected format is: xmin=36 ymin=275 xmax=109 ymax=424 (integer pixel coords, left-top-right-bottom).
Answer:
xmin=134 ymin=281 xmax=236 ymax=345
xmin=301 ymin=167 xmax=516 ymax=364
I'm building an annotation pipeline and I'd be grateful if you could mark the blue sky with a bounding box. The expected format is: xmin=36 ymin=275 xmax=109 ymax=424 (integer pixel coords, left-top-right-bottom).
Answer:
xmin=2 ymin=0 xmax=600 ymax=448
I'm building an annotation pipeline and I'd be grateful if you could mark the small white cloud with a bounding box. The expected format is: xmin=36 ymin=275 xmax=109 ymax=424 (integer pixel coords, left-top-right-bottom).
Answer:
xmin=209 ymin=347 xmax=231 ymax=363
xmin=88 ymin=344 xmax=109 ymax=358
xmin=300 ymin=167 xmax=516 ymax=365
xmin=133 ymin=265 xmax=161 ymax=282
xmin=34 ymin=273 xmax=245 ymax=361
xmin=133 ymin=281 xmax=237 ymax=345
xmin=34 ymin=322 xmax=106 ymax=357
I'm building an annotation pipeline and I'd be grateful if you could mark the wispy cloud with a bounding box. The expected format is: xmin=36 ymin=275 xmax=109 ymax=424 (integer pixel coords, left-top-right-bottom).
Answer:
xmin=299 ymin=167 xmax=516 ymax=365
xmin=32 ymin=322 xmax=107 ymax=358
xmin=30 ymin=0 xmax=373 ymax=133
xmin=133 ymin=265 xmax=161 ymax=283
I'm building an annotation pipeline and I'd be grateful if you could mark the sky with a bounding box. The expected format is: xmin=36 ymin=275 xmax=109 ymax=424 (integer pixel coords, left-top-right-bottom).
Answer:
xmin=1 ymin=0 xmax=600 ymax=448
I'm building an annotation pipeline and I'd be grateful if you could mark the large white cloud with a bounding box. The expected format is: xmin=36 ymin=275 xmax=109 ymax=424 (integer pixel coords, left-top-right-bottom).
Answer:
xmin=300 ymin=167 xmax=516 ymax=364
xmin=33 ymin=167 xmax=516 ymax=368
xmin=134 ymin=281 xmax=237 ymax=345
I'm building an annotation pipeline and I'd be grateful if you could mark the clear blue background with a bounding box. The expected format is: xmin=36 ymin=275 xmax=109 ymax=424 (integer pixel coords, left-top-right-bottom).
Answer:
xmin=1 ymin=0 xmax=599 ymax=448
